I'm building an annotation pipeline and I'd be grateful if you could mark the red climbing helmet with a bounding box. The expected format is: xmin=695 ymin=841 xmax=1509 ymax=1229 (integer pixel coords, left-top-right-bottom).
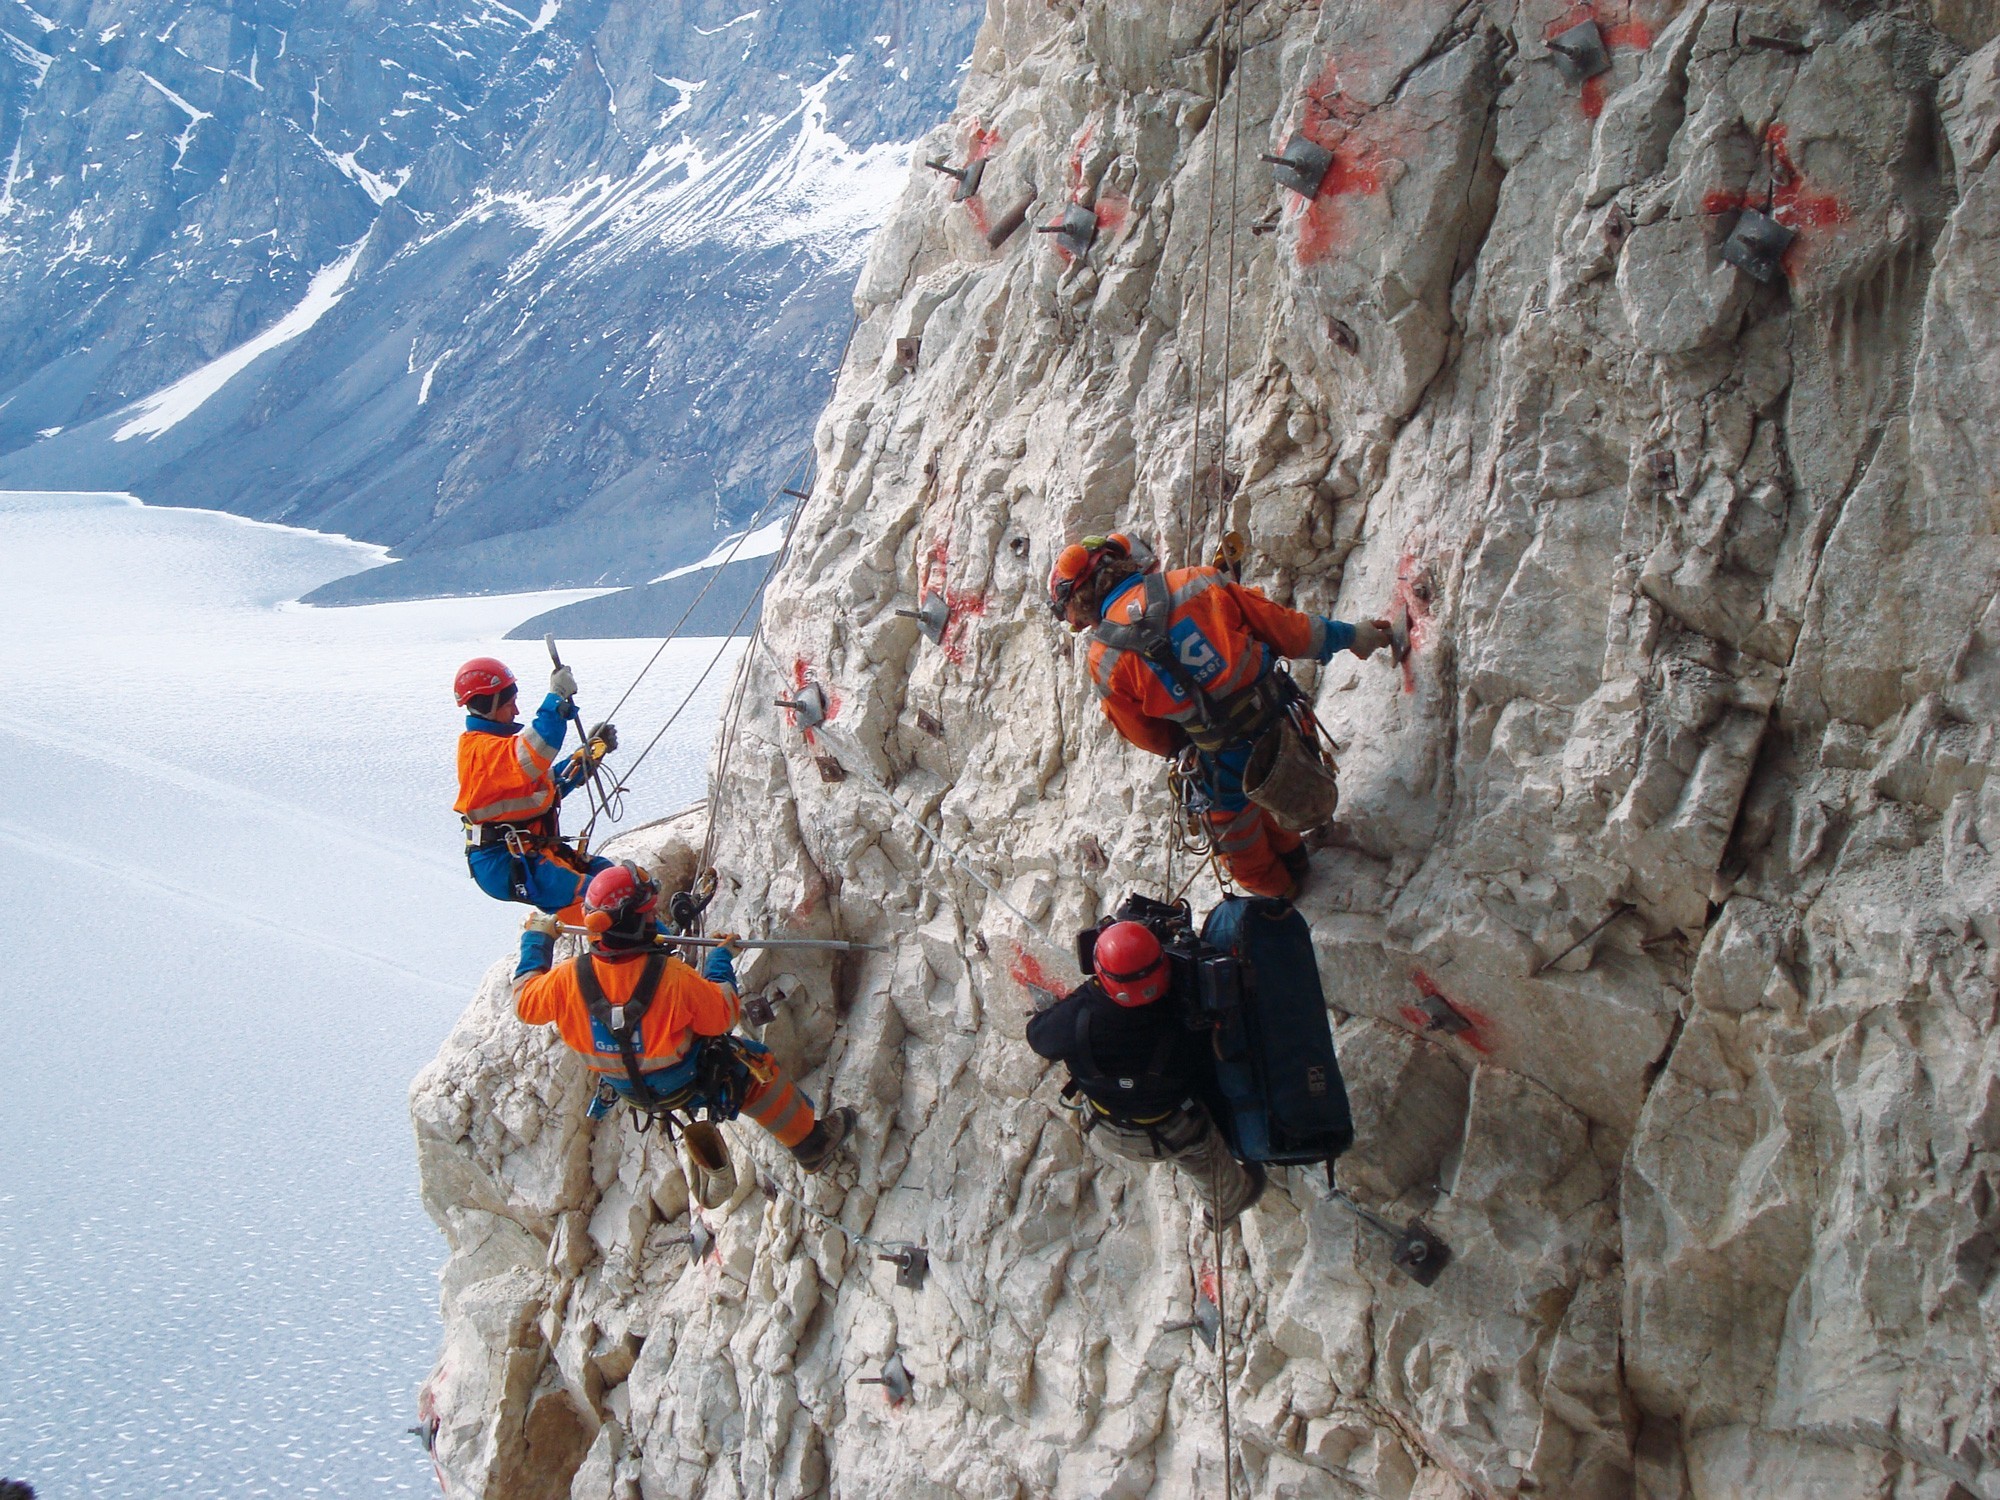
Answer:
xmin=1047 ymin=532 xmax=1134 ymax=620
xmin=1094 ymin=920 xmax=1169 ymax=1007
xmin=454 ymin=657 xmax=517 ymax=707
xmin=583 ymin=861 xmax=660 ymax=937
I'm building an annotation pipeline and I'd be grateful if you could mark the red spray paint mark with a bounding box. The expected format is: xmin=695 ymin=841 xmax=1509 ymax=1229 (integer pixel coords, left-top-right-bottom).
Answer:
xmin=917 ymin=535 xmax=989 ymax=665
xmin=785 ymin=656 xmax=841 ymax=746
xmin=1389 ymin=552 xmax=1434 ymax=695
xmin=1403 ymin=968 xmax=1493 ymax=1054
xmin=1093 ymin=191 xmax=1129 ymax=237
xmin=1066 ymin=121 xmax=1097 ymax=196
xmin=1700 ymin=124 xmax=1848 ymax=278
xmin=416 ymin=1379 xmax=446 ymax=1493
xmin=1287 ymin=59 xmax=1389 ymax=266
xmin=1199 ymin=1266 xmax=1220 ymax=1303
xmin=938 ymin=591 xmax=987 ymax=666
xmin=1545 ymin=3 xmax=1655 ymax=118
xmin=959 ymin=123 xmax=1003 ymax=236
xmin=1009 ymin=942 xmax=1070 ymax=1003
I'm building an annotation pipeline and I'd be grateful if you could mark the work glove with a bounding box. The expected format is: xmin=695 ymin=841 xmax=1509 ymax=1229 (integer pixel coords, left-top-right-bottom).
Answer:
xmin=550 ymin=664 xmax=579 ymax=702
xmin=1348 ymin=619 xmax=1393 ymax=659
xmin=588 ymin=720 xmax=618 ymax=755
xmin=516 ymin=911 xmax=560 ymax=979
xmin=702 ymin=933 xmax=743 ymax=987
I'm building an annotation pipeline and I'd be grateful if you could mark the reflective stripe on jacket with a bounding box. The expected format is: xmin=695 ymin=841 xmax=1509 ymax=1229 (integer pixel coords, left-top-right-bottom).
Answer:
xmin=1085 ymin=567 xmax=1329 ymax=756
xmin=513 ymin=947 xmax=740 ymax=1075
xmin=453 ymin=694 xmax=570 ymax=824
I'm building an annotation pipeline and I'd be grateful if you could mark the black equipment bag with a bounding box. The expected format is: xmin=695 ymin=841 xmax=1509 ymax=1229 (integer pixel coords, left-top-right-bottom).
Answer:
xmin=1198 ymin=896 xmax=1353 ymax=1167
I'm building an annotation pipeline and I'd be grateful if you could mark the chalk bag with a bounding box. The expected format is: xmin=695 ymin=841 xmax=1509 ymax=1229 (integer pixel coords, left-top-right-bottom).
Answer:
xmin=1243 ymin=720 xmax=1339 ymax=832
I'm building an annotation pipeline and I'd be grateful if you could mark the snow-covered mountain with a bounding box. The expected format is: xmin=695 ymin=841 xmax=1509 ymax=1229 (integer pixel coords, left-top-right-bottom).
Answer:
xmin=0 ymin=0 xmax=983 ymax=602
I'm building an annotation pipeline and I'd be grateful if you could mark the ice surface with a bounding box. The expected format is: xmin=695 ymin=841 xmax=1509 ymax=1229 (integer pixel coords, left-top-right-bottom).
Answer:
xmin=0 ymin=491 xmax=741 ymax=1499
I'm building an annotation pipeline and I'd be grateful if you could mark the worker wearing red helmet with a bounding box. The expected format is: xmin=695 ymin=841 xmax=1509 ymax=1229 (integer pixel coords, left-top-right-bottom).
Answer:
xmin=514 ymin=862 xmax=856 ymax=1170
xmin=1026 ymin=917 xmax=1262 ymax=1222
xmin=1049 ymin=533 xmax=1388 ymax=899
xmin=452 ymin=655 xmax=617 ymax=919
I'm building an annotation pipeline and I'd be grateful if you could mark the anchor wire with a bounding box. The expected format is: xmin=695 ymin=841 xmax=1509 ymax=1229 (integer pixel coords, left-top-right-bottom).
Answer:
xmin=758 ymin=639 xmax=1066 ymax=963
xmin=1210 ymin=1147 xmax=1236 ymax=1500
xmin=1212 ymin=0 xmax=1249 ymax=560
xmin=581 ymin=311 xmax=862 ymax=844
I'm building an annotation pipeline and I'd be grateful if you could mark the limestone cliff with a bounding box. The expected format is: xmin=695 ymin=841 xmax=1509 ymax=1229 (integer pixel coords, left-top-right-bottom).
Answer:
xmin=411 ymin=0 xmax=2000 ymax=1495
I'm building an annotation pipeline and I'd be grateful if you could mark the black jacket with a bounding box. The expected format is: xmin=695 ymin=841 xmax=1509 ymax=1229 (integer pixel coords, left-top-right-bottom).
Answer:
xmin=1025 ymin=979 xmax=1215 ymax=1117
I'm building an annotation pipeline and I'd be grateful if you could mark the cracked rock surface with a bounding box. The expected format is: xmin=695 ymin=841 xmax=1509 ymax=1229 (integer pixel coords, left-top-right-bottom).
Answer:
xmin=412 ymin=0 xmax=2000 ymax=1494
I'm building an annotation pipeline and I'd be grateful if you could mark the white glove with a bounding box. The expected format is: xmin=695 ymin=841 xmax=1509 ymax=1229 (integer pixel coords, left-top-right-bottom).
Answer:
xmin=523 ymin=911 xmax=561 ymax=937
xmin=549 ymin=665 xmax=579 ymax=701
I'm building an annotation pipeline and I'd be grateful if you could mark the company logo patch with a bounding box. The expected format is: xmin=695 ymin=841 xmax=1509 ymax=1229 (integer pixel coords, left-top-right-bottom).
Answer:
xmin=1306 ymin=1065 xmax=1328 ymax=1097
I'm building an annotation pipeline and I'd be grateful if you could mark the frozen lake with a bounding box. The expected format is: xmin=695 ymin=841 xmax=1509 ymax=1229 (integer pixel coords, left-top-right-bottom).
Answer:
xmin=0 ymin=492 xmax=742 ymax=1498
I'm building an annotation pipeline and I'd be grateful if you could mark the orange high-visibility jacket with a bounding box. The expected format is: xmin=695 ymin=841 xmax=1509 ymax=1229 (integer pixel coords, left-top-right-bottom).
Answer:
xmin=1086 ymin=566 xmax=1331 ymax=756
xmin=453 ymin=697 xmax=568 ymax=825
xmin=514 ymin=951 xmax=739 ymax=1075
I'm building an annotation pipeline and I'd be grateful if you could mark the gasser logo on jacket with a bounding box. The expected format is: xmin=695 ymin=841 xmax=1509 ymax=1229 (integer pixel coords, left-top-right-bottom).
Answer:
xmin=588 ymin=1020 xmax=623 ymax=1054
xmin=1152 ymin=616 xmax=1227 ymax=699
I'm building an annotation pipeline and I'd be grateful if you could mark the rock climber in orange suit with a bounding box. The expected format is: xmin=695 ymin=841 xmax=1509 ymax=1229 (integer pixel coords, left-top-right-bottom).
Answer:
xmin=1051 ymin=533 xmax=1388 ymax=899
xmin=513 ymin=861 xmax=855 ymax=1168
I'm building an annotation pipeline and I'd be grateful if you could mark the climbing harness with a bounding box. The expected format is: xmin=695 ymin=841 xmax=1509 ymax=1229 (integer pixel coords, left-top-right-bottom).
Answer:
xmin=1091 ymin=573 xmax=1297 ymax=753
xmin=463 ymin=813 xmax=595 ymax=902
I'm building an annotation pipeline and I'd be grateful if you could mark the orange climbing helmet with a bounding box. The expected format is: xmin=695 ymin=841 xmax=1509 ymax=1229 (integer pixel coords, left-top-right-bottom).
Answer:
xmin=1048 ymin=532 xmax=1142 ymax=621
xmin=1093 ymin=920 xmax=1170 ymax=1007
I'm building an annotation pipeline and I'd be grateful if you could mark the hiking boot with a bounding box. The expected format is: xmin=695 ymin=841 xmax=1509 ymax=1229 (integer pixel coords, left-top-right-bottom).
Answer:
xmin=1205 ymin=1162 xmax=1269 ymax=1229
xmin=681 ymin=1121 xmax=737 ymax=1210
xmin=1279 ymin=846 xmax=1311 ymax=895
xmin=789 ymin=1105 xmax=857 ymax=1174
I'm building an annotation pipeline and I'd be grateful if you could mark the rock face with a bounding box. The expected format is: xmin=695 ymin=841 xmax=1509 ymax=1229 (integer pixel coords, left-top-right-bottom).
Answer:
xmin=0 ymin=0 xmax=982 ymax=600
xmin=411 ymin=1 xmax=2000 ymax=1495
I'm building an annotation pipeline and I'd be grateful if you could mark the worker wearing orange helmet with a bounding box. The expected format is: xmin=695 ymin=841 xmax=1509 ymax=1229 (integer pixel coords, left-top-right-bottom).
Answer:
xmin=1028 ymin=916 xmax=1262 ymax=1221
xmin=1049 ymin=533 xmax=1388 ymax=898
xmin=452 ymin=655 xmax=616 ymax=919
xmin=514 ymin=862 xmax=856 ymax=1170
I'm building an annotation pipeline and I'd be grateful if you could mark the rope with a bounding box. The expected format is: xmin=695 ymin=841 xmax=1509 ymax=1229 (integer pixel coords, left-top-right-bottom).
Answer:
xmin=1182 ymin=2 xmax=1230 ymax=553
xmin=1212 ymin=0 xmax=1249 ymax=560
xmin=583 ymin=312 xmax=862 ymax=837
xmin=1209 ymin=1151 xmax=1235 ymax=1500
xmin=596 ymin=449 xmax=808 ymax=729
xmin=758 ymin=648 xmax=1066 ymax=962
xmin=609 ymin=490 xmax=812 ymax=793
xmin=758 ymin=1172 xmax=906 ymax=1256
xmin=586 ymin=312 xmax=863 ymax=842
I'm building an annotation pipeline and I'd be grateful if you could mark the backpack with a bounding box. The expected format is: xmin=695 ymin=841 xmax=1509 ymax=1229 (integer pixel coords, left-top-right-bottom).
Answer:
xmin=1197 ymin=896 xmax=1353 ymax=1176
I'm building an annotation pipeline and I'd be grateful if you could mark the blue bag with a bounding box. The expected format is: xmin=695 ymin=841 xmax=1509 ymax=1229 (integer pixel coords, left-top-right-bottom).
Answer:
xmin=1198 ymin=896 xmax=1353 ymax=1172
